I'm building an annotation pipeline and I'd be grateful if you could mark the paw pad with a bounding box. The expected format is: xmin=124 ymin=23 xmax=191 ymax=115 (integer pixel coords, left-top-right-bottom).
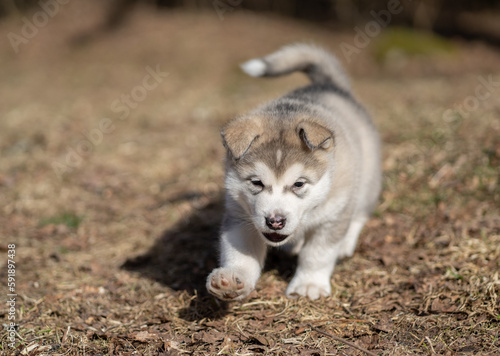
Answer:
xmin=206 ymin=268 xmax=251 ymax=301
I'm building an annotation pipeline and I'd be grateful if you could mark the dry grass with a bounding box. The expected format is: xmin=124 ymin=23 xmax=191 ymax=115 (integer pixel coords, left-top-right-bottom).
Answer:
xmin=0 ymin=2 xmax=499 ymax=355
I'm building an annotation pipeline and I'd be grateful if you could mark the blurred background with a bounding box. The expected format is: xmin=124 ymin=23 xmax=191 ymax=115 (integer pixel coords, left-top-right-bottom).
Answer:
xmin=2 ymin=0 xmax=500 ymax=44
xmin=1 ymin=0 xmax=499 ymax=354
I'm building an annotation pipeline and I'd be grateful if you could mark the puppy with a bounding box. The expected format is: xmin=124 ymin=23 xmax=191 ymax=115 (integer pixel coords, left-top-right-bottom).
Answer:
xmin=206 ymin=44 xmax=381 ymax=300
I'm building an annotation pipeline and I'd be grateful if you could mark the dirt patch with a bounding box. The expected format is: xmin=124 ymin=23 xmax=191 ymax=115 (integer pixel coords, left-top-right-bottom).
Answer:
xmin=0 ymin=2 xmax=499 ymax=355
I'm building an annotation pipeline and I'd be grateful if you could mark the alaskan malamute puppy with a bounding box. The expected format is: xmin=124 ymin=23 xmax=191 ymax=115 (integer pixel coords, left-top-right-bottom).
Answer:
xmin=206 ymin=44 xmax=381 ymax=300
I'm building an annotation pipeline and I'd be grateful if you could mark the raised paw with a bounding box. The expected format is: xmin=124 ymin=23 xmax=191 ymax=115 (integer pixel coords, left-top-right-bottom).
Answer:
xmin=286 ymin=275 xmax=331 ymax=300
xmin=206 ymin=268 xmax=252 ymax=301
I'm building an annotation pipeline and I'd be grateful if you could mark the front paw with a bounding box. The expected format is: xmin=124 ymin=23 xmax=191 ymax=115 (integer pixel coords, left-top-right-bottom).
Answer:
xmin=286 ymin=275 xmax=331 ymax=300
xmin=206 ymin=268 xmax=253 ymax=301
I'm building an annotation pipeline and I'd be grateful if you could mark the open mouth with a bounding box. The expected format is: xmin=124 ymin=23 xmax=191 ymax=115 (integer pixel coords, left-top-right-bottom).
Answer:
xmin=262 ymin=232 xmax=289 ymax=243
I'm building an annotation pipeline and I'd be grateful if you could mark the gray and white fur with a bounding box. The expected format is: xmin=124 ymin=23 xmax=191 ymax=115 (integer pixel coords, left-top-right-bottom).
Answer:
xmin=207 ymin=44 xmax=381 ymax=300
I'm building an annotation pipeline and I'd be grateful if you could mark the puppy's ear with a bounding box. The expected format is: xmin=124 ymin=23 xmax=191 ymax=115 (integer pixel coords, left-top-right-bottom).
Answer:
xmin=221 ymin=117 xmax=263 ymax=160
xmin=297 ymin=121 xmax=334 ymax=151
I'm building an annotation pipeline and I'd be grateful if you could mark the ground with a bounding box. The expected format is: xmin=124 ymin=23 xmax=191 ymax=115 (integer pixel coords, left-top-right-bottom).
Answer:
xmin=0 ymin=2 xmax=499 ymax=355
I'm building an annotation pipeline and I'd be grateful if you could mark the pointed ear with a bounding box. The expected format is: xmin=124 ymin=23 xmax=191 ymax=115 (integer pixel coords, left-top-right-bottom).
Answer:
xmin=297 ymin=121 xmax=334 ymax=151
xmin=221 ymin=117 xmax=263 ymax=160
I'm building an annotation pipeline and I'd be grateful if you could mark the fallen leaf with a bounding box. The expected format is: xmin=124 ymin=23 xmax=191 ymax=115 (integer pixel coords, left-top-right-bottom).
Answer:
xmin=372 ymin=317 xmax=394 ymax=333
xmin=130 ymin=330 xmax=159 ymax=342
xmin=431 ymin=298 xmax=458 ymax=313
xmin=295 ymin=326 xmax=306 ymax=335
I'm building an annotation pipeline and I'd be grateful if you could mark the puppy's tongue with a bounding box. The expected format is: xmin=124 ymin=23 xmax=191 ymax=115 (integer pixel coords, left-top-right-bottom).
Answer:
xmin=263 ymin=232 xmax=288 ymax=243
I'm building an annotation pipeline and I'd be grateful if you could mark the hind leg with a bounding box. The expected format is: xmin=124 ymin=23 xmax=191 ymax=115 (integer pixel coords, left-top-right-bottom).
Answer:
xmin=338 ymin=215 xmax=368 ymax=259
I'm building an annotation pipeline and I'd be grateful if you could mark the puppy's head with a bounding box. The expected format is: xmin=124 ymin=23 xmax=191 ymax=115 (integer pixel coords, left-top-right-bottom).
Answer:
xmin=222 ymin=115 xmax=334 ymax=246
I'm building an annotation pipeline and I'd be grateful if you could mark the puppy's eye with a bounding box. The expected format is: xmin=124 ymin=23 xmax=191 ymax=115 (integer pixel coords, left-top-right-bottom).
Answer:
xmin=292 ymin=180 xmax=307 ymax=192
xmin=251 ymin=179 xmax=264 ymax=188
xmin=293 ymin=181 xmax=305 ymax=189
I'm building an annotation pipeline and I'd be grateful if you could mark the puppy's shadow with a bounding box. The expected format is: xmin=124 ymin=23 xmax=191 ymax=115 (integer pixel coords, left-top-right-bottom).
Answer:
xmin=122 ymin=192 xmax=224 ymax=319
xmin=122 ymin=191 xmax=297 ymax=321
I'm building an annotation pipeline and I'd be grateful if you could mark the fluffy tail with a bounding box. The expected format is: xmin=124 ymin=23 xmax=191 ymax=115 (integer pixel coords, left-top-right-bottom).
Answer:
xmin=240 ymin=43 xmax=350 ymax=92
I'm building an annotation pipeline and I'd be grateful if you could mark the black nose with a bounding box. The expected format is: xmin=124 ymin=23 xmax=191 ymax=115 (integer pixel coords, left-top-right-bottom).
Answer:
xmin=265 ymin=215 xmax=286 ymax=230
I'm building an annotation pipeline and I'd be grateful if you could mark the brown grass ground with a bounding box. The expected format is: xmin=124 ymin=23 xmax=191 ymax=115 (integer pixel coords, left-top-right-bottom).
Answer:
xmin=0 ymin=2 xmax=499 ymax=355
